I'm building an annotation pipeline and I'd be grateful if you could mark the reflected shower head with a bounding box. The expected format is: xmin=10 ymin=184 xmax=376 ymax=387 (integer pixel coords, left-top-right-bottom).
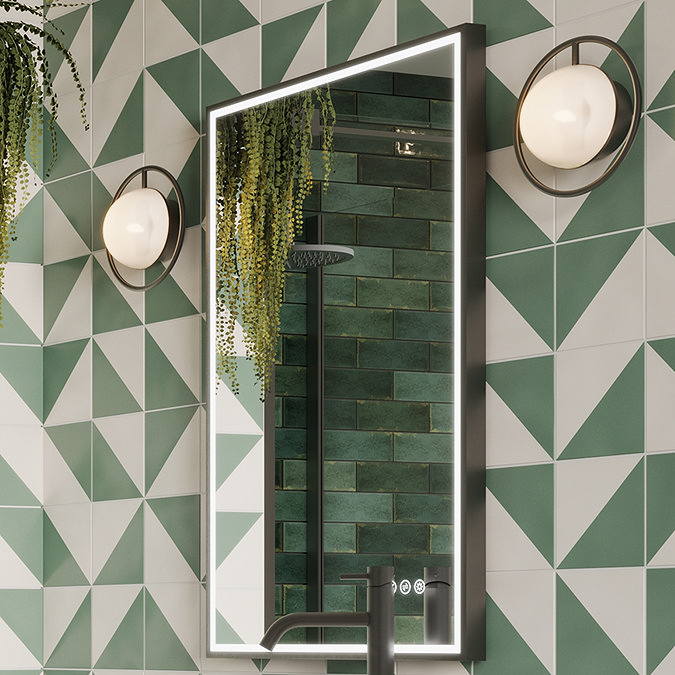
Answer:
xmin=286 ymin=243 xmax=354 ymax=270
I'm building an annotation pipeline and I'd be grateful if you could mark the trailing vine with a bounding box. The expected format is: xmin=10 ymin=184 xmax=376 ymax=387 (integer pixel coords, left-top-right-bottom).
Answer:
xmin=0 ymin=1 xmax=88 ymax=326
xmin=215 ymin=87 xmax=335 ymax=397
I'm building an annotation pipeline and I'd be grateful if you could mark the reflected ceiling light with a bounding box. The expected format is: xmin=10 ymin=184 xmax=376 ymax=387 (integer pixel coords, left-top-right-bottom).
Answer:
xmin=102 ymin=165 xmax=185 ymax=290
xmin=514 ymin=36 xmax=641 ymax=197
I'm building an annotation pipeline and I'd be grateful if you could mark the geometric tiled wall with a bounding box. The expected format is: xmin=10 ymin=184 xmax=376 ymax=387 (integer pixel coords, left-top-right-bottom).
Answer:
xmin=0 ymin=0 xmax=674 ymax=673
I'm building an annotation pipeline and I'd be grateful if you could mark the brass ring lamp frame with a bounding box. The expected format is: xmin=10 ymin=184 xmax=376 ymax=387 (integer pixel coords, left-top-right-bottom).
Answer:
xmin=106 ymin=165 xmax=186 ymax=291
xmin=513 ymin=36 xmax=642 ymax=198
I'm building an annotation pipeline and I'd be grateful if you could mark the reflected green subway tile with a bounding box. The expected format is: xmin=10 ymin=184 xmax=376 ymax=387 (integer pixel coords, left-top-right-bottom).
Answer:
xmin=324 ymin=367 xmax=393 ymax=400
xmin=395 ymin=616 xmax=424 ymax=644
xmin=357 ymin=92 xmax=429 ymax=126
xmin=324 ymin=492 xmax=393 ymax=522
xmin=324 ymin=552 xmax=394 ymax=583
xmin=430 ymin=282 xmax=452 ymax=312
xmin=357 ymin=216 xmax=429 ymax=250
xmin=358 ymin=155 xmax=430 ymax=189
xmin=430 ymin=525 xmax=453 ymax=554
xmin=283 ymin=397 xmax=306 ymax=428
xmin=394 ymin=72 xmax=452 ymax=101
xmin=394 ymin=249 xmax=451 ymax=281
xmin=430 ymin=99 xmax=453 ymax=129
xmin=324 ymin=307 xmax=393 ymax=339
xmin=395 ymin=494 xmax=451 ymax=524
xmin=324 ymin=461 xmax=356 ymax=492
xmin=334 ymin=70 xmax=393 ymax=94
xmin=275 ymin=396 xmax=282 ymax=427
xmin=324 ymin=626 xmax=367 ymax=645
xmin=312 ymin=149 xmax=358 ymax=183
xmin=430 ymin=403 xmax=453 ymax=433
xmin=430 ymin=463 xmax=453 ymax=493
xmin=333 ymin=131 xmax=395 ymax=156
xmin=325 ymin=337 xmax=357 ymax=368
xmin=282 ymin=523 xmax=307 ymax=553
xmin=356 ymin=461 xmax=428 ymax=493
xmin=357 ymin=278 xmax=429 ymax=310
xmin=324 ymin=399 xmax=357 ymax=429
xmin=394 ymin=309 xmax=452 ymax=342
xmin=430 ymin=221 xmax=453 ymax=252
xmin=357 ymin=339 xmax=429 ymax=372
xmin=324 ymin=275 xmax=356 ymax=306
xmin=430 ymin=342 xmax=452 ymax=372
xmin=275 ymin=491 xmax=306 ymax=521
xmin=324 ymin=430 xmax=393 ymax=461
xmin=357 ymin=523 xmax=429 ymax=554
xmin=282 ymin=335 xmax=307 ymax=366
xmin=275 ymin=365 xmax=306 ymax=397
xmin=323 ymin=213 xmax=357 ymax=245
xmin=330 ymin=89 xmax=357 ymax=118
xmin=430 ymin=160 xmax=452 ymax=191
xmin=394 ymin=433 xmax=453 ymax=463
xmin=283 ymin=584 xmax=308 ymax=613
xmin=322 ymin=182 xmax=394 ymax=216
xmin=324 ymin=522 xmax=357 ymax=553
xmin=279 ymin=303 xmax=306 ymax=334
xmin=394 ymin=188 xmax=451 ymax=221
xmin=275 ymin=428 xmax=306 ymax=459
xmin=275 ymin=553 xmax=307 ymax=584
xmin=394 ymin=372 xmax=453 ymax=403
xmin=283 ymin=273 xmax=307 ymax=304
xmin=324 ymin=246 xmax=393 ymax=278
xmin=282 ymin=459 xmax=306 ymax=490
xmin=395 ymin=138 xmax=452 ymax=160
xmin=324 ymin=583 xmax=356 ymax=611
xmin=358 ymin=400 xmax=430 ymax=432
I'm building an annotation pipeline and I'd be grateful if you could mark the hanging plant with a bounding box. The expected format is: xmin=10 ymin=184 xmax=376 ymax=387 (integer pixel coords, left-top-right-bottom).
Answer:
xmin=215 ymin=87 xmax=335 ymax=397
xmin=0 ymin=1 xmax=87 ymax=325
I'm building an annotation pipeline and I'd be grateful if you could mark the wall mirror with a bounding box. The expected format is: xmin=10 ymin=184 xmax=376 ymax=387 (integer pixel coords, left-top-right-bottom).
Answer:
xmin=207 ymin=23 xmax=485 ymax=662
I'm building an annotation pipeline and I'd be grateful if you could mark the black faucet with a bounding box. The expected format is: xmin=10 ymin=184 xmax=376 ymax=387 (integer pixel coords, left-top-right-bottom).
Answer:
xmin=259 ymin=566 xmax=395 ymax=675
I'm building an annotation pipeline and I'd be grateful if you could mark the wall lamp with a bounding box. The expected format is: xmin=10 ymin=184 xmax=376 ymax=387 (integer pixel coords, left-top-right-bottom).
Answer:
xmin=102 ymin=165 xmax=186 ymax=290
xmin=513 ymin=36 xmax=642 ymax=197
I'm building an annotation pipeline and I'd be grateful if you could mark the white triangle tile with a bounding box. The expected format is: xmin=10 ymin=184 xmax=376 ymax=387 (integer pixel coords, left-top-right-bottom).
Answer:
xmin=648 ymin=528 xmax=675 ymax=567
xmin=349 ymin=0 xmax=395 ymax=62
xmin=486 ymin=279 xmax=552 ymax=362
xmin=92 ymin=249 xmax=144 ymax=321
xmin=145 ymin=137 xmax=199 ymax=199
xmin=556 ymin=1 xmax=641 ymax=36
xmin=45 ymin=257 xmax=92 ymax=344
xmin=0 ymin=616 xmax=41 ymax=669
xmin=559 ymin=568 xmax=643 ymax=672
xmin=486 ymin=490 xmax=551 ymax=572
xmin=45 ymin=503 xmax=91 ymax=582
xmin=54 ymin=8 xmax=92 ymax=98
xmin=145 ymin=504 xmax=197 ymax=583
xmin=4 ymin=263 xmax=43 ymax=341
xmin=94 ymin=328 xmax=144 ymax=411
xmin=0 ymin=534 xmax=41 ymax=588
xmin=646 ymin=344 xmax=675 ymax=453
xmin=215 ymin=587 xmax=265 ymax=646
xmin=0 ymin=425 xmax=43 ymax=503
xmin=45 ymin=341 xmax=92 ymax=426
xmin=163 ymin=224 xmax=201 ymax=312
xmin=93 ymin=155 xmax=143 ymax=200
xmin=94 ymin=413 xmax=144 ymax=495
xmin=0 ymin=373 xmax=40 ymax=426
xmin=262 ymin=0 xmax=323 ymax=23
xmin=216 ymin=436 xmax=265 ymax=512
xmin=556 ymin=341 xmax=639 ymax=456
xmin=202 ymin=27 xmax=261 ymax=96
xmin=486 ymin=385 xmax=551 ymax=467
xmin=559 ymin=233 xmax=644 ymax=351
xmin=44 ymin=431 xmax=88 ymax=506
xmin=239 ymin=0 xmax=260 ymax=21
xmin=487 ymin=571 xmax=554 ymax=673
xmin=215 ymin=385 xmax=262 ymax=434
xmin=646 ymin=0 xmax=675 ymax=107
xmin=525 ymin=0 xmax=553 ymax=22
xmin=487 ymin=147 xmax=555 ymax=242
xmin=145 ymin=0 xmax=199 ymax=66
xmin=555 ymin=454 xmax=641 ymax=565
xmin=647 ymin=229 xmax=675 ymax=339
xmin=44 ymin=586 xmax=90 ymax=661
xmin=283 ymin=5 xmax=325 ymax=81
xmin=92 ymin=499 xmax=142 ymax=581
xmin=146 ymin=409 xmax=200 ymax=498
xmin=91 ymin=584 xmax=141 ymax=664
xmin=418 ymin=0 xmax=471 ymax=26
xmin=653 ymin=646 xmax=675 ymax=675
xmin=201 ymin=651 xmax=260 ymax=673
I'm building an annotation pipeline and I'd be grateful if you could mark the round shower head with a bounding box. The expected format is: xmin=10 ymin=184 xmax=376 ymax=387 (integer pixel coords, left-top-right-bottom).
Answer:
xmin=286 ymin=243 xmax=354 ymax=270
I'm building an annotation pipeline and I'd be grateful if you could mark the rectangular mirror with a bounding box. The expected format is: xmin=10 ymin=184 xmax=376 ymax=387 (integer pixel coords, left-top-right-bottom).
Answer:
xmin=207 ymin=23 xmax=485 ymax=662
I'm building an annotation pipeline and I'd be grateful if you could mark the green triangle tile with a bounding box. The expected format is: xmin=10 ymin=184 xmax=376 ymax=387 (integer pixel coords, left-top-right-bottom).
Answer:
xmin=396 ymin=0 xmax=446 ymax=45
xmin=145 ymin=588 xmax=197 ymax=670
xmin=556 ymin=230 xmax=640 ymax=347
xmin=216 ymin=512 xmax=262 ymax=567
xmin=94 ymin=588 xmax=143 ymax=669
xmin=46 ymin=422 xmax=92 ymax=498
xmin=487 ymin=247 xmax=554 ymax=348
xmin=262 ymin=6 xmax=323 ymax=88
xmin=43 ymin=514 xmax=88 ymax=586
xmin=95 ymin=74 xmax=144 ymax=167
xmin=557 ymin=576 xmax=638 ymax=675
xmin=487 ymin=464 xmax=553 ymax=564
xmin=46 ymin=173 xmax=92 ymax=249
xmin=92 ymin=341 xmax=142 ymax=418
xmin=0 ymin=509 xmax=42 ymax=582
xmin=203 ymin=0 xmax=257 ymax=44
xmin=559 ymin=346 xmax=644 ymax=460
xmin=0 ymin=345 xmax=43 ymax=421
xmin=486 ymin=69 xmax=518 ymax=153
xmin=649 ymin=222 xmax=675 ymax=257
xmin=651 ymin=70 xmax=675 ymax=111
xmin=147 ymin=50 xmax=200 ymax=129
xmin=44 ymin=256 xmax=88 ymax=338
xmin=601 ymin=6 xmax=644 ymax=100
xmin=147 ymin=495 xmax=200 ymax=578
xmin=647 ymin=568 xmax=675 ymax=673
xmin=233 ymin=355 xmax=265 ymax=428
xmin=487 ymin=175 xmax=551 ymax=255
xmin=92 ymin=172 xmax=113 ymax=252
xmin=10 ymin=191 xmax=43 ymax=263
xmin=473 ymin=596 xmax=548 ymax=674
xmin=163 ymin=0 xmax=200 ymax=41
xmin=649 ymin=336 xmax=675 ymax=371
xmin=649 ymin=108 xmax=675 ymax=142
xmin=92 ymin=258 xmax=142 ymax=334
xmin=178 ymin=142 xmax=202 ymax=227
xmin=42 ymin=114 xmax=90 ymax=182
xmin=487 ymin=355 xmax=553 ymax=455
xmin=475 ymin=0 xmax=551 ymax=47
xmin=216 ymin=609 xmax=244 ymax=644
xmin=93 ymin=0 xmax=135 ymax=80
xmin=0 ymin=455 xmax=40 ymax=506
xmin=45 ymin=6 xmax=89 ymax=78
xmin=558 ymin=129 xmax=644 ymax=242
xmin=216 ymin=433 xmax=263 ymax=489
xmin=43 ymin=339 xmax=88 ymax=421
xmin=0 ymin=296 xmax=40 ymax=345
xmin=144 ymin=269 xmax=199 ymax=323
xmin=560 ymin=459 xmax=644 ymax=569
xmin=647 ymin=453 xmax=675 ymax=562
xmin=92 ymin=425 xmax=142 ymax=501
xmin=145 ymin=406 xmax=198 ymax=492
xmin=327 ymin=0 xmax=383 ymax=66
xmin=202 ymin=52 xmax=241 ymax=109
xmin=145 ymin=330 xmax=198 ymax=410
xmin=0 ymin=589 xmax=42 ymax=661
xmin=95 ymin=505 xmax=143 ymax=585
xmin=45 ymin=590 xmax=91 ymax=668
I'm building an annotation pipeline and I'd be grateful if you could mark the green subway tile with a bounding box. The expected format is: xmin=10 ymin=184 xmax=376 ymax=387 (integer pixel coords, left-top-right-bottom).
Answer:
xmin=330 ymin=89 xmax=358 ymax=118
xmin=275 ymin=553 xmax=307 ymax=584
xmin=430 ymin=525 xmax=453 ymax=554
xmin=324 ymin=522 xmax=357 ymax=553
xmin=324 ymin=367 xmax=393 ymax=400
xmin=394 ymin=310 xmax=452 ymax=342
xmin=333 ymin=131 xmax=395 ymax=156
xmin=356 ymin=461 xmax=429 ymax=493
xmin=275 ymin=491 xmax=306 ymax=521
xmin=324 ymin=307 xmax=393 ymax=339
xmin=322 ymin=183 xmax=394 ymax=216
xmin=324 ymin=275 xmax=356 ymax=306
xmin=394 ymin=554 xmax=452 ymax=581
xmin=284 ymin=272 xmax=307 ymax=303
xmin=357 ymin=400 xmax=430 ymax=432
xmin=395 ymin=494 xmax=451 ymax=524
xmin=394 ymin=249 xmax=452 ymax=281
xmin=430 ymin=342 xmax=452 ymax=372
xmin=279 ymin=303 xmax=306 ymax=335
xmin=394 ymin=433 xmax=453 ymax=463
xmin=324 ymin=246 xmax=393 ymax=278
xmin=357 ymin=339 xmax=429 ymax=372
xmin=275 ymin=366 xmax=306 ymax=397
xmin=283 ymin=335 xmax=307 ymax=366
xmin=430 ymin=403 xmax=453 ymax=433
xmin=310 ymin=149 xmax=357 ymax=183
xmin=324 ymin=430 xmax=393 ymax=461
xmin=276 ymin=521 xmax=283 ymax=551
xmin=324 ymin=585 xmax=357 ymax=614
xmin=430 ymin=100 xmax=453 ymax=130
xmin=394 ymin=372 xmax=453 ymax=403
xmin=323 ymin=213 xmax=357 ymax=245
xmin=358 ymin=155 xmax=430 ymax=189
xmin=275 ymin=459 xmax=283 ymax=489
xmin=431 ymin=159 xmax=452 ymax=190
xmin=275 ymin=428 xmax=306 ymax=459
xmin=324 ymin=626 xmax=367 ymax=644
xmin=430 ymin=282 xmax=452 ymax=312
xmin=275 ymin=397 xmax=282 ymax=427
xmin=324 ymin=553 xmax=394 ymax=583
xmin=357 ymin=523 xmax=429 ymax=554
xmin=324 ymin=461 xmax=356 ymax=492
xmin=324 ymin=399 xmax=357 ymax=429
xmin=430 ymin=221 xmax=453 ymax=251
xmin=394 ymin=73 xmax=452 ymax=101
xmin=357 ymin=93 xmax=429 ymax=126
xmin=283 ymin=397 xmax=307 ymax=427
xmin=283 ymin=584 xmax=308 ymax=613
xmin=282 ymin=523 xmax=306 ymax=552
xmin=395 ymin=616 xmax=424 ymax=644
xmin=357 ymin=278 xmax=429 ymax=310
xmin=275 ymin=584 xmax=283 ymax=614
xmin=395 ymin=137 xmax=452 ymax=160
xmin=324 ymin=492 xmax=393 ymax=522
xmin=357 ymin=216 xmax=429 ymax=250
xmin=282 ymin=459 xmax=306 ymax=490
xmin=334 ymin=71 xmax=393 ymax=94
xmin=325 ymin=337 xmax=357 ymax=368
xmin=430 ymin=463 xmax=452 ymax=493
